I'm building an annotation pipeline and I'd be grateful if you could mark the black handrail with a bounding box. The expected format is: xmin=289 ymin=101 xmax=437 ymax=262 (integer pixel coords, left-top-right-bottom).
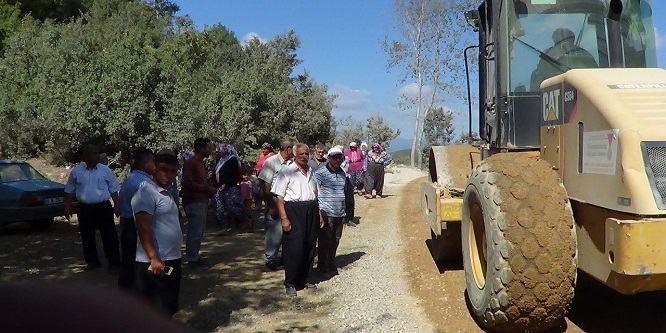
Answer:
xmin=464 ymin=45 xmax=479 ymax=142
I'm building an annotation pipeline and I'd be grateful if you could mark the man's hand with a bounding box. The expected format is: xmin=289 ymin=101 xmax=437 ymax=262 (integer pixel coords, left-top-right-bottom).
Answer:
xmin=319 ymin=216 xmax=325 ymax=229
xmin=64 ymin=205 xmax=72 ymax=221
xmin=148 ymin=257 xmax=166 ymax=275
xmin=281 ymin=218 xmax=291 ymax=232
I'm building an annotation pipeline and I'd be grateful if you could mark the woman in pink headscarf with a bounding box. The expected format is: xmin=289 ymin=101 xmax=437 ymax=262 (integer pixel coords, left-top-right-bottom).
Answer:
xmin=344 ymin=141 xmax=365 ymax=192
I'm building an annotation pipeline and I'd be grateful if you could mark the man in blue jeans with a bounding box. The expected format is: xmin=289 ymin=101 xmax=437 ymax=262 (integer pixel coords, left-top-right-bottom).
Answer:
xmin=180 ymin=138 xmax=217 ymax=269
xmin=257 ymin=139 xmax=295 ymax=270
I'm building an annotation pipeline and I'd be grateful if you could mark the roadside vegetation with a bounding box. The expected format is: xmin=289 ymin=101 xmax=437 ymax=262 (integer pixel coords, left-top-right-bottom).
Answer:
xmin=0 ymin=0 xmax=334 ymax=167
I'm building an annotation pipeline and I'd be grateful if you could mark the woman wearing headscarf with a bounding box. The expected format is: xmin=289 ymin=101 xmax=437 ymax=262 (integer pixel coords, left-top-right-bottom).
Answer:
xmin=359 ymin=142 xmax=369 ymax=194
xmin=364 ymin=143 xmax=392 ymax=199
xmin=344 ymin=142 xmax=366 ymax=192
xmin=214 ymin=144 xmax=250 ymax=235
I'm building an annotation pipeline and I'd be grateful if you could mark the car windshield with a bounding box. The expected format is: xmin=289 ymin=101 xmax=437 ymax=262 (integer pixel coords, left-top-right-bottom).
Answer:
xmin=0 ymin=163 xmax=47 ymax=182
xmin=508 ymin=0 xmax=657 ymax=92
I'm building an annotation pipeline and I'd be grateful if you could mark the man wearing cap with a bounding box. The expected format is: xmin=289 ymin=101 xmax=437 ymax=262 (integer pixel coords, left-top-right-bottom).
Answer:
xmin=314 ymin=147 xmax=355 ymax=278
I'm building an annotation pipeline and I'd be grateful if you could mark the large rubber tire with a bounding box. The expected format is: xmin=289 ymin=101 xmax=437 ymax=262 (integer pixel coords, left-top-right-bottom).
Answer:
xmin=462 ymin=153 xmax=577 ymax=333
xmin=430 ymin=224 xmax=462 ymax=262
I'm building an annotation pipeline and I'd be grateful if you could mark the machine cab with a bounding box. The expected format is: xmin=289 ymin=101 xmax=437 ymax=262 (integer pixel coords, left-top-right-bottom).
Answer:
xmin=471 ymin=0 xmax=658 ymax=149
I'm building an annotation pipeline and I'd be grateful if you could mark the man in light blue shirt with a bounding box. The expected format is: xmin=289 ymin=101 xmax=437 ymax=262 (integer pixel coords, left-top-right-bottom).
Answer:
xmin=132 ymin=153 xmax=183 ymax=316
xmin=116 ymin=148 xmax=155 ymax=290
xmin=64 ymin=144 xmax=121 ymax=272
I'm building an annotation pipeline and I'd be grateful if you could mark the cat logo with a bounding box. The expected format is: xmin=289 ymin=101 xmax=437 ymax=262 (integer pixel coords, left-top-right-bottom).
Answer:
xmin=542 ymin=88 xmax=560 ymax=122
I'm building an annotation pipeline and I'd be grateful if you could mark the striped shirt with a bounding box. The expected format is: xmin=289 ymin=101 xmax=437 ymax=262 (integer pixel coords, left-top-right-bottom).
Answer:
xmin=314 ymin=165 xmax=347 ymax=217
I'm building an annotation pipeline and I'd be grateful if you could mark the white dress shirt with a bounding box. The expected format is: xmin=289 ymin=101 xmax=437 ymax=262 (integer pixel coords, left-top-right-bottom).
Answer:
xmin=271 ymin=163 xmax=318 ymax=202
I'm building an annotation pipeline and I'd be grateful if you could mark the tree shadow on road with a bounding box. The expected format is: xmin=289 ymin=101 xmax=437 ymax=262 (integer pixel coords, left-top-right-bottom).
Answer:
xmin=0 ymin=216 xmax=333 ymax=333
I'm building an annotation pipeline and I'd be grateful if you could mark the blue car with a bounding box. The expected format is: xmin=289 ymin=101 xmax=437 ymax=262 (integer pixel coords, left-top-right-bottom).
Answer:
xmin=0 ymin=160 xmax=70 ymax=232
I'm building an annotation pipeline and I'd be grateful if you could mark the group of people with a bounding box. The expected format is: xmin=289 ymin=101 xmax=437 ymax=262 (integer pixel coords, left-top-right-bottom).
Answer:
xmin=339 ymin=141 xmax=393 ymax=199
xmin=64 ymin=145 xmax=183 ymax=316
xmin=61 ymin=137 xmax=393 ymax=315
xmin=257 ymin=139 xmax=357 ymax=295
xmin=257 ymin=139 xmax=393 ymax=295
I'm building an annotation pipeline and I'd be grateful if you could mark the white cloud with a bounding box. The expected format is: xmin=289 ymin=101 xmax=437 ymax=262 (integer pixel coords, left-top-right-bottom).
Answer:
xmin=397 ymin=83 xmax=434 ymax=99
xmin=241 ymin=32 xmax=268 ymax=46
xmin=329 ymin=84 xmax=414 ymax=141
xmin=330 ymin=84 xmax=372 ymax=110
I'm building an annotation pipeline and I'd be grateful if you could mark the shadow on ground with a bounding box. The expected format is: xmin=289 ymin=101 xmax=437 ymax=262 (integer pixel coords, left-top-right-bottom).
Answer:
xmin=0 ymin=212 xmax=338 ymax=332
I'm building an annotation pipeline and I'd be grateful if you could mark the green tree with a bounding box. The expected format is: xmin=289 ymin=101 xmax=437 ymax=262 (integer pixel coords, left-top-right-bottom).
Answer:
xmin=455 ymin=131 xmax=481 ymax=145
xmin=0 ymin=3 xmax=20 ymax=52
xmin=332 ymin=115 xmax=365 ymax=147
xmin=0 ymin=1 xmax=334 ymax=166
xmin=383 ymin=0 xmax=477 ymax=168
xmin=145 ymin=0 xmax=179 ymax=18
xmin=366 ymin=115 xmax=400 ymax=150
xmin=421 ymin=106 xmax=454 ymax=164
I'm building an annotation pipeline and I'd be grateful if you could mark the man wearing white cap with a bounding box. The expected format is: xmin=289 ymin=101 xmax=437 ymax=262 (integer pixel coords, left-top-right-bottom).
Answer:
xmin=314 ymin=147 xmax=355 ymax=278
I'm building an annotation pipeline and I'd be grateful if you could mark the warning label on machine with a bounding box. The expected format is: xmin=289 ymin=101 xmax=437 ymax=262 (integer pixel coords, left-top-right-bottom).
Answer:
xmin=582 ymin=129 xmax=619 ymax=175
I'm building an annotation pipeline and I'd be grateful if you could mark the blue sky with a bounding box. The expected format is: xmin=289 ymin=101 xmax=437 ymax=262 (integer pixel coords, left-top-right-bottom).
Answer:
xmin=172 ymin=1 xmax=666 ymax=148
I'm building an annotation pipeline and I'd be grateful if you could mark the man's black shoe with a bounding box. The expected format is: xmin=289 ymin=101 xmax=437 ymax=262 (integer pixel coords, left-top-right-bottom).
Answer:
xmin=188 ymin=258 xmax=210 ymax=270
xmin=285 ymin=286 xmax=297 ymax=296
xmin=265 ymin=261 xmax=279 ymax=271
xmin=83 ymin=263 xmax=101 ymax=272
xmin=345 ymin=220 xmax=358 ymax=227
xmin=304 ymin=283 xmax=318 ymax=290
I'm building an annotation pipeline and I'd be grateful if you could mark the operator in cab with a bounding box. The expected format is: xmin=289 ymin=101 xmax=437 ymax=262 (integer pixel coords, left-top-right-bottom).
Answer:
xmin=530 ymin=27 xmax=598 ymax=91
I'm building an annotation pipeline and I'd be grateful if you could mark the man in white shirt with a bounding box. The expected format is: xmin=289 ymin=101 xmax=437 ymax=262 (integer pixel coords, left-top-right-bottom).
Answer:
xmin=272 ymin=143 xmax=324 ymax=296
xmin=131 ymin=153 xmax=183 ymax=316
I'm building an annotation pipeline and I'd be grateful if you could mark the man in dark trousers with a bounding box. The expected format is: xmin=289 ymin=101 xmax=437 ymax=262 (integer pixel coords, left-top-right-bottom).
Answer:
xmin=272 ymin=143 xmax=324 ymax=296
xmin=64 ymin=144 xmax=122 ymax=273
xmin=116 ymin=148 xmax=155 ymax=290
xmin=132 ymin=153 xmax=183 ymax=316
xmin=313 ymin=147 xmax=354 ymax=278
xmin=181 ymin=138 xmax=217 ymax=269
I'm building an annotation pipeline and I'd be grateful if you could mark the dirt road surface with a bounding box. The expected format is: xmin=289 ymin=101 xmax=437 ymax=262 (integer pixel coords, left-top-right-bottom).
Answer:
xmin=2 ymin=165 xmax=666 ymax=332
